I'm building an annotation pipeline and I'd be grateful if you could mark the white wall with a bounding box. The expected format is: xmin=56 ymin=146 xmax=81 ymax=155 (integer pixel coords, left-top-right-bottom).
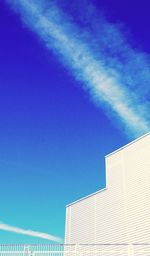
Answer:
xmin=65 ymin=132 xmax=150 ymax=244
xmin=122 ymin=134 xmax=150 ymax=243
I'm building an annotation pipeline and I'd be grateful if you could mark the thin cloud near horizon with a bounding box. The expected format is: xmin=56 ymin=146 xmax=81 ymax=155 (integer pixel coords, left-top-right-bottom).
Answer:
xmin=0 ymin=222 xmax=63 ymax=242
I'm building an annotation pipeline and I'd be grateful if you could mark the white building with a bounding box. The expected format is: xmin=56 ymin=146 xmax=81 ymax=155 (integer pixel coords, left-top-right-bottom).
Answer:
xmin=65 ymin=132 xmax=150 ymax=246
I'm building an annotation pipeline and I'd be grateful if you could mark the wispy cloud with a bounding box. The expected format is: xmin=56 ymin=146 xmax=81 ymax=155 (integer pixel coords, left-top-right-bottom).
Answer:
xmin=0 ymin=222 xmax=63 ymax=242
xmin=5 ymin=0 xmax=150 ymax=137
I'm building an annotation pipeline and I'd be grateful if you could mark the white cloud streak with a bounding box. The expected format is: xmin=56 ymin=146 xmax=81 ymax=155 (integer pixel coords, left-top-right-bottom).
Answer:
xmin=0 ymin=222 xmax=63 ymax=242
xmin=5 ymin=0 xmax=150 ymax=137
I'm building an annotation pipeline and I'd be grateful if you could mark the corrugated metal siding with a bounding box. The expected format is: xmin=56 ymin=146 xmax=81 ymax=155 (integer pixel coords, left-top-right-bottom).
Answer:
xmin=123 ymin=136 xmax=150 ymax=243
xmin=95 ymin=164 xmax=127 ymax=243
xmin=65 ymin=163 xmax=127 ymax=244
xmin=65 ymin=195 xmax=95 ymax=244
xmin=65 ymin=133 xmax=150 ymax=245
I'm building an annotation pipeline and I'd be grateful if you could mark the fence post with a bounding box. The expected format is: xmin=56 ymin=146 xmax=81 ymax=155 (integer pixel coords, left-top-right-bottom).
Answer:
xmin=24 ymin=246 xmax=30 ymax=256
xmin=128 ymin=244 xmax=134 ymax=256
xmin=75 ymin=244 xmax=79 ymax=256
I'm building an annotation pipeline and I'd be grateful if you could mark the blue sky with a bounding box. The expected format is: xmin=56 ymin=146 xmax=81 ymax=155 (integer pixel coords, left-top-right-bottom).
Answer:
xmin=0 ymin=0 xmax=150 ymax=243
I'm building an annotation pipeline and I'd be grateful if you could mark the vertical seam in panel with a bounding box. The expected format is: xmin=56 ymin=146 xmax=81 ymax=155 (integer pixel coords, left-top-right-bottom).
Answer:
xmin=105 ymin=157 xmax=108 ymax=189
xmin=121 ymin=150 xmax=129 ymax=243
xmin=69 ymin=206 xmax=71 ymax=244
xmin=94 ymin=194 xmax=97 ymax=244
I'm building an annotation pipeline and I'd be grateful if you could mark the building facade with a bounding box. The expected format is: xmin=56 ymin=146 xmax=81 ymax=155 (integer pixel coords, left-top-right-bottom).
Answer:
xmin=65 ymin=132 xmax=150 ymax=245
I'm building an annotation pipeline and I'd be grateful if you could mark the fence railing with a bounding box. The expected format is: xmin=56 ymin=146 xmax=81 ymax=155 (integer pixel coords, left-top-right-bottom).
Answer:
xmin=0 ymin=243 xmax=150 ymax=255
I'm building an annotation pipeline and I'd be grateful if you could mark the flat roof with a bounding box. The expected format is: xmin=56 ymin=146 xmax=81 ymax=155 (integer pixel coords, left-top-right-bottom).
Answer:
xmin=66 ymin=187 xmax=107 ymax=207
xmin=105 ymin=131 xmax=150 ymax=158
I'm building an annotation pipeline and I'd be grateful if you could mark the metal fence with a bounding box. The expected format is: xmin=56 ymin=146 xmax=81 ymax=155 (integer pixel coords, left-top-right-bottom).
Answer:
xmin=0 ymin=244 xmax=150 ymax=255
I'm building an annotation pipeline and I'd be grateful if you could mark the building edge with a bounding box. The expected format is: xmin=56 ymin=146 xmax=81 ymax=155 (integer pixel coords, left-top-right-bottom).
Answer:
xmin=66 ymin=187 xmax=107 ymax=207
xmin=105 ymin=131 xmax=150 ymax=158
xmin=66 ymin=131 xmax=150 ymax=208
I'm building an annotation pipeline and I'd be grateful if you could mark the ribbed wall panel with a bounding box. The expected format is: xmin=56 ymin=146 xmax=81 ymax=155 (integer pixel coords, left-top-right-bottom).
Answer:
xmin=65 ymin=132 xmax=150 ymax=246
xmin=95 ymin=164 xmax=127 ymax=243
xmin=66 ymin=196 xmax=95 ymax=244
xmin=123 ymin=138 xmax=150 ymax=243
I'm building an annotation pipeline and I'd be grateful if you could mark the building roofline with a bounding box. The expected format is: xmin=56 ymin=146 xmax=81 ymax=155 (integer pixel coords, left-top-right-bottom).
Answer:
xmin=66 ymin=187 xmax=107 ymax=207
xmin=105 ymin=131 xmax=150 ymax=158
xmin=66 ymin=132 xmax=150 ymax=208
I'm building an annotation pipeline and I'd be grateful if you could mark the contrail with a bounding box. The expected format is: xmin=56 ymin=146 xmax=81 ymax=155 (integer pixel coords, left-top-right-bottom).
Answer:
xmin=5 ymin=0 xmax=150 ymax=137
xmin=0 ymin=222 xmax=63 ymax=242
